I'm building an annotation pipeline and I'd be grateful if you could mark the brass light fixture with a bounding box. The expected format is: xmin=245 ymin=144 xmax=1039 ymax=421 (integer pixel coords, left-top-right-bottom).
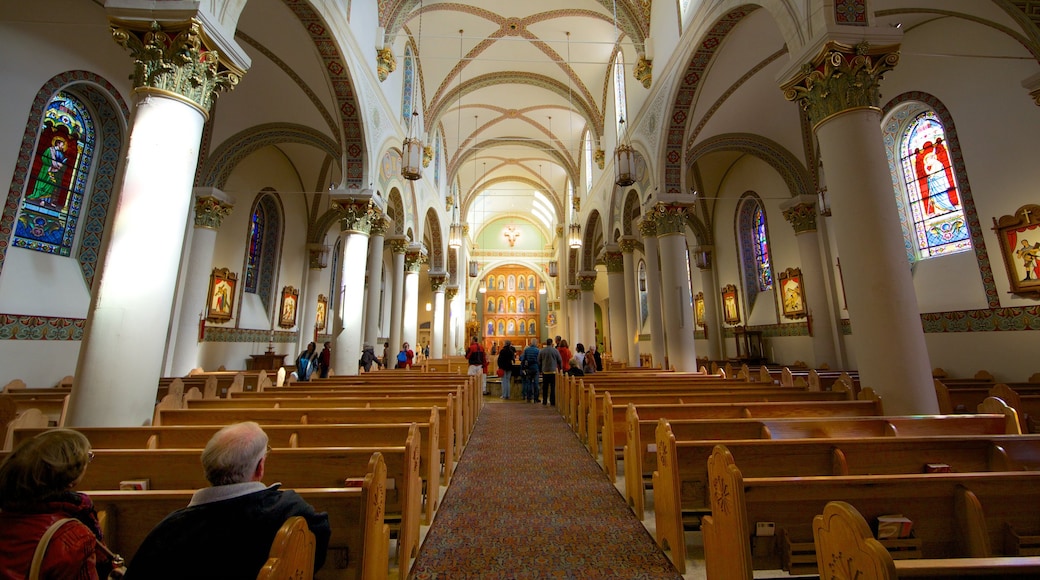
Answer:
xmin=568 ymin=222 xmax=582 ymax=249
xmin=401 ymin=0 xmax=424 ymax=180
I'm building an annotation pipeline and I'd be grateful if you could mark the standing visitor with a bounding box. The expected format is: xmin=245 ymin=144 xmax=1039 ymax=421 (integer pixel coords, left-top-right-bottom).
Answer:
xmin=317 ymin=341 xmax=331 ymax=378
xmin=294 ymin=342 xmax=316 ymax=381
xmin=382 ymin=342 xmax=391 ymax=369
xmin=0 ymin=429 xmax=119 ymax=579
xmin=466 ymin=337 xmax=488 ymax=395
xmin=497 ymin=340 xmax=516 ymax=400
xmin=574 ymin=343 xmax=586 ymax=370
xmin=538 ymin=338 xmax=563 ymax=406
xmin=520 ymin=338 xmax=541 ymax=403
xmin=557 ymin=339 xmax=572 ymax=374
xmin=359 ymin=343 xmax=377 ymax=372
xmin=397 ymin=342 xmax=414 ymax=369
xmin=591 ymin=344 xmax=603 ymax=371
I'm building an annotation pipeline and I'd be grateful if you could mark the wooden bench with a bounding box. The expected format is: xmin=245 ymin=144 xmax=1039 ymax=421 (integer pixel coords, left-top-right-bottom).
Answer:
xmin=231 ymin=386 xmax=472 ymax=447
xmin=593 ymin=385 xmax=863 ymax=463
xmin=154 ymin=406 xmax=455 ymax=485
xmin=61 ymin=441 xmax=419 ymax=576
xmin=88 ymin=452 xmax=391 ymax=580
xmin=624 ymin=397 xmax=1020 ymax=517
xmin=697 ymin=445 xmax=1040 ymax=578
xmin=652 ymin=420 xmax=1037 ymax=570
xmin=814 ymin=500 xmax=1040 ymax=579
xmin=10 ymin=422 xmax=442 ymax=524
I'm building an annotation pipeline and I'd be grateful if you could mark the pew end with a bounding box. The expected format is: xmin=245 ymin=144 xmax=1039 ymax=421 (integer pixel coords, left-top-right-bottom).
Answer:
xmin=257 ymin=516 xmax=316 ymax=580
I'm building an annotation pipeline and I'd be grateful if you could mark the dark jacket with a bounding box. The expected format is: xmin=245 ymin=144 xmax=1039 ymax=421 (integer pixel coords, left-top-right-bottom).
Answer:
xmin=521 ymin=344 xmax=540 ymax=374
xmin=0 ymin=492 xmax=111 ymax=580
xmin=125 ymin=486 xmax=330 ymax=580
xmin=497 ymin=344 xmax=516 ymax=371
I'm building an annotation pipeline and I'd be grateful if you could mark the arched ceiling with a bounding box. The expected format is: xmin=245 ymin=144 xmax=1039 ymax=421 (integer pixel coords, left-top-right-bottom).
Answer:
xmin=390 ymin=1 xmax=650 ymax=244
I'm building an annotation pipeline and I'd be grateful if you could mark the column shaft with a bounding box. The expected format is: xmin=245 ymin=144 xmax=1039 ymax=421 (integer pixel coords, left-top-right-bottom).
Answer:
xmin=388 ymin=238 xmax=407 ymax=353
xmin=604 ymin=248 xmax=630 ymax=364
xmin=621 ymin=239 xmax=641 ymax=366
xmin=334 ymin=230 xmax=369 ymax=375
xmin=698 ymin=267 xmax=722 ymax=360
xmin=364 ymin=220 xmax=388 ymax=346
xmin=640 ymin=218 xmax=667 ymax=370
xmin=69 ymin=96 xmax=205 ymax=426
xmin=655 ymin=205 xmax=697 ymax=371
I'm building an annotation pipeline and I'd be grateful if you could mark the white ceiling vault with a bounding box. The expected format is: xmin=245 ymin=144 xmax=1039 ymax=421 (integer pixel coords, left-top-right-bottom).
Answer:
xmin=383 ymin=0 xmax=652 ymax=247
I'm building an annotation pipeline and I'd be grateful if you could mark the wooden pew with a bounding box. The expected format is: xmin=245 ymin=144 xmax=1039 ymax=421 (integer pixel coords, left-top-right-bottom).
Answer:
xmin=592 ymin=385 xmax=862 ymax=462
xmin=652 ymin=420 xmax=1038 ymax=570
xmin=809 ymin=369 xmax=860 ymax=394
xmin=257 ymin=516 xmax=316 ymax=580
xmin=624 ymin=399 xmax=1021 ymax=517
xmin=223 ymin=388 xmax=468 ymax=453
xmin=64 ymin=441 xmax=419 ymax=576
xmin=89 ymin=452 xmax=391 ymax=580
xmin=696 ymin=445 xmax=1040 ymax=578
xmin=990 ymin=383 xmax=1040 ymax=433
xmin=10 ymin=422 xmax=442 ymax=524
xmin=154 ymin=406 xmax=455 ymax=485
xmin=813 ymin=501 xmax=1040 ymax=579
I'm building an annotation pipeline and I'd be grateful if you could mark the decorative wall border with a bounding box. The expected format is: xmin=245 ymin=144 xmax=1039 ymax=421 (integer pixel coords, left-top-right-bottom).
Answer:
xmin=0 ymin=315 xmax=85 ymax=340
xmin=202 ymin=326 xmax=299 ymax=343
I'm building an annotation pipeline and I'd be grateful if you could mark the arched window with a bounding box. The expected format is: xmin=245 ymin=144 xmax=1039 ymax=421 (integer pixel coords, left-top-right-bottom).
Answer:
xmin=583 ymin=129 xmax=594 ymax=195
xmin=15 ymin=91 xmax=96 ymax=256
xmin=613 ymin=51 xmax=627 ymax=140
xmin=402 ymin=45 xmax=415 ymax=123
xmin=638 ymin=260 xmax=648 ymax=325
xmin=433 ymin=131 xmax=442 ymax=187
xmin=244 ymin=191 xmax=282 ymax=310
xmin=737 ymin=194 xmax=773 ymax=311
xmin=885 ymin=107 xmax=971 ymax=262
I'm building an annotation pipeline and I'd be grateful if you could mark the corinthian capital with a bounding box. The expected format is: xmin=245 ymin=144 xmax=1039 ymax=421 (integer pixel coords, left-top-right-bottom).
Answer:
xmin=376 ymin=47 xmax=396 ymax=82
xmin=110 ymin=19 xmax=243 ymax=117
xmin=194 ymin=194 xmax=233 ymax=229
xmin=335 ymin=199 xmax=377 ymax=234
xmin=782 ymin=41 xmax=900 ymax=129
xmin=578 ymin=272 xmax=597 ymax=292
xmin=652 ymin=203 xmax=690 ymax=237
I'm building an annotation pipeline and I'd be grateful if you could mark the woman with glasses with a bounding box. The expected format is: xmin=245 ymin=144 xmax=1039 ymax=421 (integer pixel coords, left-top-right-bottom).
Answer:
xmin=0 ymin=428 xmax=115 ymax=579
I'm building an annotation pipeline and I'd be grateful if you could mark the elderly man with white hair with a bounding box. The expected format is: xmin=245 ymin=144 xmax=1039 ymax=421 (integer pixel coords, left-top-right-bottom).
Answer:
xmin=125 ymin=422 xmax=330 ymax=579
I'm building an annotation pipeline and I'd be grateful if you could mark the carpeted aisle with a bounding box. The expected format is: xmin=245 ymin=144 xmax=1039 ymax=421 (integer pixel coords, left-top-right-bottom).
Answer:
xmin=410 ymin=400 xmax=681 ymax=579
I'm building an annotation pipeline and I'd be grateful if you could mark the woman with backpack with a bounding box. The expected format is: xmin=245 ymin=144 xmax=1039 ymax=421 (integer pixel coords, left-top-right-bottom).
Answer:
xmin=396 ymin=342 xmax=414 ymax=369
xmin=295 ymin=342 xmax=316 ymax=381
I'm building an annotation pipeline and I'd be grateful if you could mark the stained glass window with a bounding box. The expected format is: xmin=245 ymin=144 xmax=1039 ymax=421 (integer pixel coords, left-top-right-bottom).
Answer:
xmin=15 ymin=91 xmax=95 ymax=256
xmin=244 ymin=193 xmax=282 ymax=310
xmin=614 ymin=52 xmax=627 ymax=141
xmin=245 ymin=206 xmax=266 ymax=293
xmin=583 ymin=130 xmax=593 ymax=195
xmin=753 ymin=206 xmax=773 ymax=291
xmin=737 ymin=196 xmax=772 ymax=312
xmin=898 ymin=112 xmax=969 ymax=259
xmin=402 ymin=45 xmax=415 ymax=123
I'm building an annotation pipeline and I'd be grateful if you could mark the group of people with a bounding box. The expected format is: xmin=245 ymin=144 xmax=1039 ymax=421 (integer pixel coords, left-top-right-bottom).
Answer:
xmin=465 ymin=335 xmax=602 ymax=405
xmin=0 ymin=423 xmax=330 ymax=579
xmin=293 ymin=341 xmax=331 ymax=381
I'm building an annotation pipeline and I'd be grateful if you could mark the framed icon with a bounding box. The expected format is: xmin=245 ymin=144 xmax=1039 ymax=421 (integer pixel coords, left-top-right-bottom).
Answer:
xmin=278 ymin=286 xmax=298 ymax=328
xmin=721 ymin=284 xmax=740 ymax=324
xmin=206 ymin=268 xmax=237 ymax=323
xmin=993 ymin=204 xmax=1040 ymax=297
xmin=779 ymin=268 xmax=807 ymax=319
xmin=315 ymin=294 xmax=328 ymax=331
xmin=694 ymin=292 xmax=706 ymax=327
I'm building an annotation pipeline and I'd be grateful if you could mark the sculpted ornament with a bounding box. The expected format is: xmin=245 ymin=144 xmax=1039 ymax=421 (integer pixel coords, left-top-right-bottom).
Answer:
xmin=782 ymin=202 xmax=818 ymax=234
xmin=194 ymin=196 xmax=233 ymax=229
xmin=111 ymin=20 xmax=242 ymax=116
xmin=376 ymin=47 xmax=397 ymax=82
xmin=782 ymin=41 xmax=900 ymax=129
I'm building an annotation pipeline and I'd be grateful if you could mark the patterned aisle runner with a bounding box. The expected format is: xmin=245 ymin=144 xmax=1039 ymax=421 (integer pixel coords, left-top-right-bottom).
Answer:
xmin=410 ymin=401 xmax=681 ymax=578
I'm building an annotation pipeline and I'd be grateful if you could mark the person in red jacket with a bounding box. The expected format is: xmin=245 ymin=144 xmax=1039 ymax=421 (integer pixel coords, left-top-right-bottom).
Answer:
xmin=0 ymin=429 xmax=115 ymax=580
xmin=557 ymin=339 xmax=572 ymax=373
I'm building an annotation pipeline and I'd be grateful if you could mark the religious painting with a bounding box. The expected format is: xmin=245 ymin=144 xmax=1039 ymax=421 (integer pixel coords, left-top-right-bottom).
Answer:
xmin=694 ymin=292 xmax=705 ymax=327
xmin=721 ymin=284 xmax=740 ymax=324
xmin=497 ymin=321 xmax=505 ymax=335
xmin=487 ymin=298 xmax=495 ymax=312
xmin=315 ymin=294 xmax=328 ymax=331
xmin=528 ymin=298 xmax=536 ymax=312
xmin=507 ymin=320 xmax=516 ymax=335
xmin=497 ymin=275 xmax=505 ymax=291
xmin=519 ymin=320 xmax=526 ymax=335
xmin=529 ymin=318 xmax=537 ymax=334
xmin=779 ymin=268 xmax=807 ymax=319
xmin=487 ymin=320 xmax=495 ymax=335
xmin=518 ymin=276 xmax=526 ymax=290
xmin=528 ymin=275 xmax=535 ymax=290
xmin=497 ymin=298 xmax=505 ymax=313
xmin=518 ymin=299 xmax=525 ymax=313
xmin=508 ymin=275 xmax=516 ymax=291
xmin=508 ymin=296 xmax=516 ymax=313
xmin=278 ymin=286 xmax=299 ymax=328
xmin=993 ymin=204 xmax=1040 ymax=297
xmin=207 ymin=268 xmax=237 ymax=323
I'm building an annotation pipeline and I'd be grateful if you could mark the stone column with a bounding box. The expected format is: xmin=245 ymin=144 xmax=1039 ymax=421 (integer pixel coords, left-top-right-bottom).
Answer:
xmin=782 ymin=38 xmax=935 ymax=414
xmin=170 ymin=190 xmax=234 ymax=376
xmin=429 ymin=272 xmax=447 ymax=359
xmin=603 ymin=246 xmax=630 ymax=364
xmin=364 ymin=214 xmax=389 ymax=347
xmin=694 ymin=247 xmax=722 ymax=361
xmin=402 ymin=244 xmax=428 ymax=352
xmin=387 ymin=236 xmax=408 ymax=354
xmin=555 ymin=226 xmax=570 ymax=341
xmin=565 ymin=287 xmax=581 ymax=345
xmin=331 ymin=198 xmax=376 ymax=376
xmin=69 ymin=17 xmax=247 ymax=427
xmin=619 ymin=236 xmax=641 ymax=366
xmin=781 ymin=196 xmax=839 ymax=368
xmin=577 ymin=272 xmax=597 ymax=352
xmin=445 ymin=285 xmax=459 ymax=356
xmin=639 ymin=215 xmax=668 ymax=370
xmin=653 ymin=203 xmax=698 ymax=371
xmin=298 ymin=243 xmax=330 ymax=355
